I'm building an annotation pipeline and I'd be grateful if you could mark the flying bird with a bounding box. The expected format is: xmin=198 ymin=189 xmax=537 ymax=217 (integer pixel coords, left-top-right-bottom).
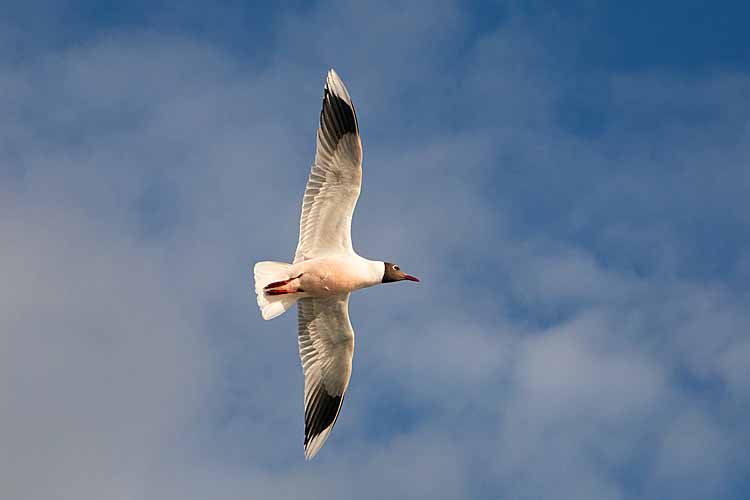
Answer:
xmin=253 ymin=69 xmax=419 ymax=459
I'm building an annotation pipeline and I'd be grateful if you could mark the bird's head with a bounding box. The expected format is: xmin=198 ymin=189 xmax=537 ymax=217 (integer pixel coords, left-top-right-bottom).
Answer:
xmin=381 ymin=262 xmax=420 ymax=283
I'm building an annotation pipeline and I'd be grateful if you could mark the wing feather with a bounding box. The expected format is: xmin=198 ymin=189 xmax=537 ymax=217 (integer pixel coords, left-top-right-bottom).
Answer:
xmin=294 ymin=69 xmax=362 ymax=263
xmin=297 ymin=294 xmax=355 ymax=459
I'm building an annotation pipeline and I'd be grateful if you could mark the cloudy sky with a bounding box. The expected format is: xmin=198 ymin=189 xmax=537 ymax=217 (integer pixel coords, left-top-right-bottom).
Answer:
xmin=2 ymin=1 xmax=749 ymax=499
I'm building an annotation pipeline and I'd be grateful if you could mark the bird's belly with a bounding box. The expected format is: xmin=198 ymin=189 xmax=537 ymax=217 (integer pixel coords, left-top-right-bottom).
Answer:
xmin=296 ymin=259 xmax=368 ymax=296
xmin=299 ymin=270 xmax=355 ymax=296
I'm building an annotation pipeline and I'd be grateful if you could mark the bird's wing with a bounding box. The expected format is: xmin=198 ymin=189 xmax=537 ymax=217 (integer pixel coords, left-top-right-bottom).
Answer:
xmin=297 ymin=294 xmax=355 ymax=459
xmin=294 ymin=69 xmax=362 ymax=263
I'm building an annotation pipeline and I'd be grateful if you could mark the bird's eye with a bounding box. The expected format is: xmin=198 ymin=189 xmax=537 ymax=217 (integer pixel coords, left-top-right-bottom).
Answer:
xmin=393 ymin=265 xmax=400 ymax=271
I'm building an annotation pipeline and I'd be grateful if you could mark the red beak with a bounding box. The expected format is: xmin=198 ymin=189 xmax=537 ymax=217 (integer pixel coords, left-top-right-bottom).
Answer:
xmin=403 ymin=274 xmax=420 ymax=282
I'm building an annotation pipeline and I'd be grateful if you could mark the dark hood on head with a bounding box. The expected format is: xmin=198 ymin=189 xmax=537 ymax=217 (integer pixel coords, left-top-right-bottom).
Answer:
xmin=382 ymin=262 xmax=400 ymax=283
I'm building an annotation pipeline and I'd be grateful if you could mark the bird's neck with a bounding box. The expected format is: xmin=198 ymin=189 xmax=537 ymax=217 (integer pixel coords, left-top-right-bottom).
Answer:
xmin=358 ymin=258 xmax=386 ymax=288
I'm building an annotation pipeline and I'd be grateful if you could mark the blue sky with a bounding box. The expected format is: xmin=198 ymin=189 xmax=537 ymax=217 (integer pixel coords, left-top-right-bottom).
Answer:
xmin=2 ymin=1 xmax=749 ymax=499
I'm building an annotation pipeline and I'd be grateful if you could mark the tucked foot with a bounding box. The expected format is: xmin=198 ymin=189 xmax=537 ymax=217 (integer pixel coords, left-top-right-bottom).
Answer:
xmin=264 ymin=274 xmax=303 ymax=290
xmin=264 ymin=274 xmax=304 ymax=296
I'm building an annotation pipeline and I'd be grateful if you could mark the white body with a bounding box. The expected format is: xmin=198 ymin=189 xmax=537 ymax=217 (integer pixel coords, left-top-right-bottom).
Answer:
xmin=293 ymin=255 xmax=383 ymax=296
xmin=253 ymin=255 xmax=383 ymax=321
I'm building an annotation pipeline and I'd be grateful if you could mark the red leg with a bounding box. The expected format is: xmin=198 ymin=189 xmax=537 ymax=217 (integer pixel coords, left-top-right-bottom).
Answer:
xmin=264 ymin=274 xmax=304 ymax=295
xmin=264 ymin=273 xmax=303 ymax=290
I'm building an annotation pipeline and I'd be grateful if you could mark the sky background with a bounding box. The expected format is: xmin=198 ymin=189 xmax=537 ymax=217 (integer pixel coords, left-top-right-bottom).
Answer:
xmin=2 ymin=1 xmax=749 ymax=499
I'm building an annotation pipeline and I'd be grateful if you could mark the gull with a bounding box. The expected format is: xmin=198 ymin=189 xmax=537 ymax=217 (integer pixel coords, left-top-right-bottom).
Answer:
xmin=253 ymin=69 xmax=419 ymax=460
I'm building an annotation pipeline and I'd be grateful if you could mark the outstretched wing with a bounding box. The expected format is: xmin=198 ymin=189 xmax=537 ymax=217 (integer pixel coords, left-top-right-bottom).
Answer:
xmin=294 ymin=69 xmax=362 ymax=263
xmin=297 ymin=294 xmax=354 ymax=459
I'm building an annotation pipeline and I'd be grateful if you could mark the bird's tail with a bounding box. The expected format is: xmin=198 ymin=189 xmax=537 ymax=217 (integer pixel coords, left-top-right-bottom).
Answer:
xmin=253 ymin=261 xmax=299 ymax=320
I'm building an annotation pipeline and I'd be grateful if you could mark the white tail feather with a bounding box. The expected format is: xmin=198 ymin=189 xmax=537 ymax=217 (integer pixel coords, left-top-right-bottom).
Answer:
xmin=253 ymin=261 xmax=299 ymax=320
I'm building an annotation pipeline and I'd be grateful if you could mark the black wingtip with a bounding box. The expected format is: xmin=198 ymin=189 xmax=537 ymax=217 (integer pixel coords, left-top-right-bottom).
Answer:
xmin=304 ymin=390 xmax=343 ymax=447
